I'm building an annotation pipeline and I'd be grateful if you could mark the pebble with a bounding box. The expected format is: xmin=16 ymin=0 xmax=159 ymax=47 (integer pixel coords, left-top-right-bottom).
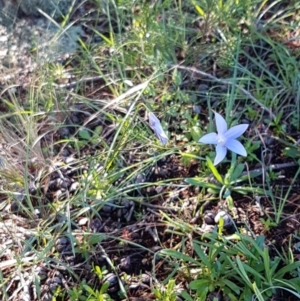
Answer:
xmin=198 ymin=83 xmax=209 ymax=91
xmin=214 ymin=211 xmax=233 ymax=229
xmin=78 ymin=217 xmax=89 ymax=226
xmin=203 ymin=211 xmax=216 ymax=225
xmin=69 ymin=182 xmax=80 ymax=192
xmin=102 ymin=201 xmax=115 ymax=213
xmin=55 ymin=237 xmax=70 ymax=253
xmin=102 ymin=273 xmax=119 ymax=292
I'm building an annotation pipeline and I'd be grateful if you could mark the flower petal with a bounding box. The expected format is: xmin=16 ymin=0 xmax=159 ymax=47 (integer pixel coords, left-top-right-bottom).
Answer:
xmin=156 ymin=130 xmax=169 ymax=145
xmin=224 ymin=124 xmax=249 ymax=140
xmin=215 ymin=112 xmax=227 ymax=135
xmin=214 ymin=144 xmax=227 ymax=165
xmin=148 ymin=112 xmax=160 ymax=128
xmin=225 ymin=139 xmax=247 ymax=156
xmin=149 ymin=112 xmax=169 ymax=145
xmin=198 ymin=133 xmax=218 ymax=144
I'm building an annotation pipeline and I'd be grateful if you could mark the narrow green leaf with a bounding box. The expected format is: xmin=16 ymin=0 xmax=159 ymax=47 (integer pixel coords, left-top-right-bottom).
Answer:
xmin=180 ymin=290 xmax=194 ymax=301
xmin=83 ymin=284 xmax=95 ymax=296
xmin=192 ymin=1 xmax=206 ymax=16
xmin=206 ymin=156 xmax=223 ymax=184
xmin=185 ymin=177 xmax=221 ymax=190
xmin=252 ymin=282 xmax=265 ymax=301
xmin=226 ymin=194 xmax=234 ymax=210
xmin=222 ymin=279 xmax=241 ymax=294
xmin=225 ymin=154 xmax=236 ymax=184
xmin=243 ymin=263 xmax=265 ymax=281
xmin=263 ymin=248 xmax=271 ymax=283
xmin=79 ymin=129 xmax=91 ymax=140
xmin=229 ymin=163 xmax=245 ymax=183
xmin=284 ymin=278 xmax=300 ymax=292
xmin=235 ymin=257 xmax=252 ymax=286
xmin=189 ymin=279 xmax=210 ymax=290
xmin=90 ymin=28 xmax=114 ymax=46
xmin=275 ymin=261 xmax=300 ymax=278
xmin=193 ymin=242 xmax=210 ymax=267
xmin=160 ymin=249 xmax=200 ymax=265
xmin=100 ymin=281 xmax=109 ymax=294
xmin=227 ymin=292 xmax=239 ymax=301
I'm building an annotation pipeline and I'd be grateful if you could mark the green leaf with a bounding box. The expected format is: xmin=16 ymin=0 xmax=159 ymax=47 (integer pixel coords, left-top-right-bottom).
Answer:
xmin=185 ymin=177 xmax=221 ymax=190
xmin=226 ymin=292 xmax=239 ymax=301
xmin=224 ymin=154 xmax=236 ymax=184
xmin=286 ymin=278 xmax=300 ymax=292
xmin=234 ymin=257 xmax=252 ymax=286
xmin=180 ymin=290 xmax=194 ymax=301
xmin=233 ymin=170 xmax=262 ymax=184
xmin=193 ymin=242 xmax=210 ymax=267
xmin=262 ymin=248 xmax=271 ymax=283
xmin=89 ymin=234 xmax=105 ymax=245
xmin=192 ymin=1 xmax=206 ymax=16
xmin=232 ymin=186 xmax=270 ymax=195
xmin=252 ymin=282 xmax=265 ymax=301
xmin=189 ymin=279 xmax=210 ymax=290
xmin=275 ymin=261 xmax=300 ymax=278
xmin=79 ymin=129 xmax=91 ymax=140
xmin=226 ymin=194 xmax=234 ymax=210
xmin=100 ymin=281 xmax=109 ymax=294
xmin=222 ymin=279 xmax=241 ymax=294
xmin=160 ymin=250 xmax=200 ymax=265
xmin=90 ymin=28 xmax=114 ymax=46
xmin=282 ymin=147 xmax=299 ymax=159
xmin=190 ymin=279 xmax=209 ymax=300
xmin=206 ymin=156 xmax=224 ymax=184
xmin=242 ymin=263 xmax=265 ymax=282
xmin=229 ymin=163 xmax=245 ymax=183
xmin=191 ymin=125 xmax=202 ymax=141
xmin=83 ymin=284 xmax=96 ymax=296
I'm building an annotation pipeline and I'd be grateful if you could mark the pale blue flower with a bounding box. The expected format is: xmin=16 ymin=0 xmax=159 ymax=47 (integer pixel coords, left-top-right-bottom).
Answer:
xmin=148 ymin=112 xmax=168 ymax=145
xmin=199 ymin=112 xmax=249 ymax=165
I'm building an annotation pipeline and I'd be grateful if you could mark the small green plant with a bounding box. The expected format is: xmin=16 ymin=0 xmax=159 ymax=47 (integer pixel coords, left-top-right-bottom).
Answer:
xmin=227 ymin=235 xmax=300 ymax=301
xmin=68 ymin=280 xmax=113 ymax=301
xmin=259 ymin=217 xmax=277 ymax=232
xmin=68 ymin=266 xmax=114 ymax=301
xmin=186 ymin=156 xmax=265 ymax=208
xmin=161 ymin=233 xmax=300 ymax=301
xmin=153 ymin=279 xmax=179 ymax=301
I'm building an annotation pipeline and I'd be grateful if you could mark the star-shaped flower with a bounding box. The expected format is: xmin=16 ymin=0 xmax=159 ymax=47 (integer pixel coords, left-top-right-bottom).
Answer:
xmin=148 ymin=112 xmax=168 ymax=145
xmin=199 ymin=112 xmax=249 ymax=165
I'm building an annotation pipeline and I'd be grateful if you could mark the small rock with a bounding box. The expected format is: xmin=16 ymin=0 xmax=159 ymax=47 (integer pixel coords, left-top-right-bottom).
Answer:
xmin=55 ymin=236 xmax=71 ymax=253
xmin=198 ymin=84 xmax=209 ymax=91
xmin=102 ymin=273 xmax=119 ymax=293
xmin=78 ymin=217 xmax=89 ymax=226
xmin=69 ymin=182 xmax=80 ymax=192
xmin=89 ymin=218 xmax=102 ymax=232
xmin=119 ymin=256 xmax=131 ymax=272
xmin=46 ymin=276 xmax=62 ymax=292
xmin=203 ymin=211 xmax=216 ymax=225
xmin=201 ymin=224 xmax=215 ymax=233
xmin=64 ymin=156 xmax=76 ymax=164
xmin=193 ymin=105 xmax=201 ymax=114
xmin=139 ymin=274 xmax=150 ymax=285
xmin=102 ymin=201 xmax=115 ymax=213
xmin=214 ymin=211 xmax=233 ymax=229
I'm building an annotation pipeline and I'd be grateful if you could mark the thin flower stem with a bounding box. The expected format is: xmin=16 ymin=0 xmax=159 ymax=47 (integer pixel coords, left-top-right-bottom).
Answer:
xmin=170 ymin=64 xmax=276 ymax=120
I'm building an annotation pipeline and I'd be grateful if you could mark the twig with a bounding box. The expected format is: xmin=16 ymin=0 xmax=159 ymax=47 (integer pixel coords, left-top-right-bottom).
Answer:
xmin=0 ymin=256 xmax=36 ymax=270
xmin=242 ymin=161 xmax=297 ymax=177
xmin=171 ymin=64 xmax=276 ymax=120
